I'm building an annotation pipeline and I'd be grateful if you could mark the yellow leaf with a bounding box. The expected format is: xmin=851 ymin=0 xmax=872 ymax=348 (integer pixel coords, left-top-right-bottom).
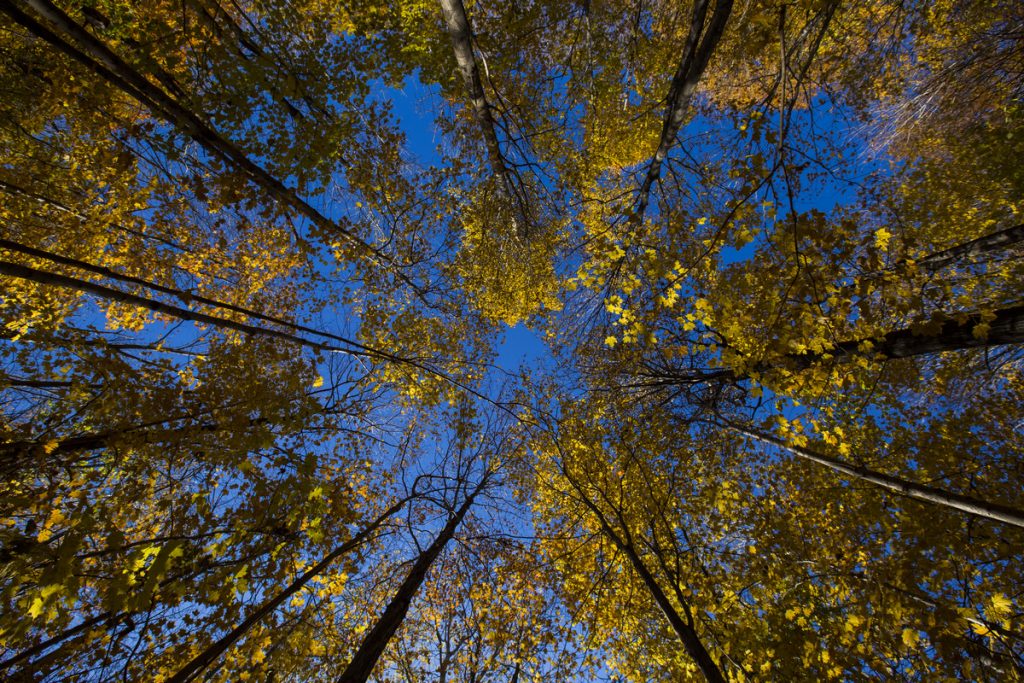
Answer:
xmin=970 ymin=621 xmax=992 ymax=636
xmin=875 ymin=228 xmax=892 ymax=249
xmin=902 ymin=628 xmax=919 ymax=647
xmin=988 ymin=592 xmax=1013 ymax=619
xmin=37 ymin=508 xmax=66 ymax=543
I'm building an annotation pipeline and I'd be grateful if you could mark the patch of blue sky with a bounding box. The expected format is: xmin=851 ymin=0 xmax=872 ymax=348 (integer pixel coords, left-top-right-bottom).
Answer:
xmin=383 ymin=73 xmax=447 ymax=166
xmin=495 ymin=322 xmax=550 ymax=372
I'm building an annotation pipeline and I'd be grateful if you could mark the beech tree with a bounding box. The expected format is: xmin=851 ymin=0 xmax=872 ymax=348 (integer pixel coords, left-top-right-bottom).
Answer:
xmin=2 ymin=0 xmax=1022 ymax=681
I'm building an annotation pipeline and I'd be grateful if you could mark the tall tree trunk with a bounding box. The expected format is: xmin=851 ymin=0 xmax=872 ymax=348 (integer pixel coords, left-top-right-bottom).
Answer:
xmin=728 ymin=424 xmax=1024 ymax=528
xmin=337 ymin=477 xmax=489 ymax=683
xmin=645 ymin=302 xmax=1024 ymax=390
xmin=0 ymin=0 xmax=397 ymax=270
xmin=0 ymin=257 xmax=494 ymax=413
xmin=827 ymin=222 xmax=1024 ymax=306
xmin=1 ymin=414 xmax=262 ymax=478
xmin=166 ymin=496 xmax=412 ymax=683
xmin=560 ymin=465 xmax=726 ymax=683
xmin=438 ymin=0 xmax=531 ymax=238
xmin=0 ymin=258 xmax=376 ymax=359
xmin=634 ymin=0 xmax=733 ymax=219
xmin=0 ymin=238 xmax=372 ymax=355
xmin=775 ymin=303 xmax=1024 ymax=371
xmin=917 ymin=222 xmax=1024 ymax=272
xmin=2 ymin=550 xmax=262 ymax=676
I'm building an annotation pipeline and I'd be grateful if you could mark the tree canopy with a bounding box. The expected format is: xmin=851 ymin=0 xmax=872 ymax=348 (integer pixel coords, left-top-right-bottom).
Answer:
xmin=1 ymin=0 xmax=1022 ymax=680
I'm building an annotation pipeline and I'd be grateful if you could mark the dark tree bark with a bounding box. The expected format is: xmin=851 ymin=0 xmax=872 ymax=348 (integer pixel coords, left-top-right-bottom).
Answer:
xmin=643 ymin=303 xmax=1024 ymax=390
xmin=0 ymin=0 xmax=401 ymax=273
xmin=777 ymin=303 xmax=1024 ymax=370
xmin=558 ymin=461 xmax=726 ymax=683
xmin=0 ymin=258 xmax=383 ymax=360
xmin=917 ymin=223 xmax=1024 ymax=272
xmin=634 ymin=0 xmax=733 ymax=220
xmin=166 ymin=496 xmax=413 ymax=683
xmin=337 ymin=476 xmax=489 ymax=683
xmin=728 ymin=424 xmax=1024 ymax=529
xmin=0 ymin=239 xmax=372 ymax=355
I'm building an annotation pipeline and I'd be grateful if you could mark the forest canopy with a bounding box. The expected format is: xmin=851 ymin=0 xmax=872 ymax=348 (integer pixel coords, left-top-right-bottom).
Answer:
xmin=1 ymin=0 xmax=1023 ymax=680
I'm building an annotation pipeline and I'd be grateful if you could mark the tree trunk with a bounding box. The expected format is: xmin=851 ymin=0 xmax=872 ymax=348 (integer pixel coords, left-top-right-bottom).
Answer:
xmin=1 ymin=417 xmax=252 ymax=478
xmin=777 ymin=303 xmax=1024 ymax=371
xmin=635 ymin=0 xmax=733 ymax=218
xmin=438 ymin=0 xmax=508 ymax=183
xmin=0 ymin=257 xmax=491 ymax=413
xmin=438 ymin=0 xmax=531 ymax=238
xmin=642 ymin=302 xmax=1024 ymax=395
xmin=917 ymin=222 xmax=1024 ymax=272
xmin=0 ymin=258 xmax=370 ymax=358
xmin=0 ymin=0 xmax=388 ymax=265
xmin=561 ymin=465 xmax=726 ymax=683
xmin=729 ymin=424 xmax=1024 ymax=528
xmin=337 ymin=477 xmax=488 ymax=683
xmin=0 ymin=238 xmax=371 ymax=355
xmin=166 ymin=496 xmax=412 ymax=683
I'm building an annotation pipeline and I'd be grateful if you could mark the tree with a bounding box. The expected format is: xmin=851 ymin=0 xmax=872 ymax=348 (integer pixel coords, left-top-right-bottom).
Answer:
xmin=2 ymin=0 xmax=1023 ymax=681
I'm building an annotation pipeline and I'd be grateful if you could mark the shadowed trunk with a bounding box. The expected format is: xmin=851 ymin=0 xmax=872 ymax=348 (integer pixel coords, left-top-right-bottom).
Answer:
xmin=0 ymin=0 xmax=395 ymax=270
xmin=559 ymin=462 xmax=726 ymax=683
xmin=642 ymin=303 xmax=1024 ymax=390
xmin=337 ymin=476 xmax=488 ymax=683
xmin=166 ymin=496 xmax=412 ymax=683
xmin=775 ymin=303 xmax=1024 ymax=371
xmin=634 ymin=0 xmax=733 ymax=219
xmin=729 ymin=423 xmax=1024 ymax=528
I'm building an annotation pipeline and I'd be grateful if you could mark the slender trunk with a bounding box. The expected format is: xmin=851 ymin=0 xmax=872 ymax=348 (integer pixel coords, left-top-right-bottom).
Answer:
xmin=0 ymin=0 xmax=388 ymax=266
xmin=437 ymin=0 xmax=531 ymax=238
xmin=776 ymin=303 xmax=1024 ymax=371
xmin=1 ymin=550 xmax=259 ymax=674
xmin=0 ymin=258 xmax=493 ymax=413
xmin=0 ymin=238 xmax=373 ymax=355
xmin=634 ymin=0 xmax=733 ymax=219
xmin=2 ymin=426 xmax=155 ymax=476
xmin=843 ymin=570 xmax=1024 ymax=645
xmin=0 ymin=258 xmax=372 ymax=358
xmin=1 ymin=377 xmax=96 ymax=389
xmin=560 ymin=465 xmax=726 ymax=683
xmin=604 ymin=518 xmax=725 ymax=682
xmin=1 ymin=417 xmax=249 ymax=477
xmin=729 ymin=424 xmax=1024 ymax=528
xmin=337 ymin=478 xmax=488 ymax=683
xmin=438 ymin=0 xmax=508 ymax=181
xmin=166 ymin=497 xmax=411 ymax=683
xmin=0 ymin=611 xmax=124 ymax=671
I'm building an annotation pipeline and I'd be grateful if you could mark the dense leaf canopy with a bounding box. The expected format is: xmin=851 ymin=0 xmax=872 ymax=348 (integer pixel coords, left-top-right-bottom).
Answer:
xmin=1 ymin=0 xmax=1022 ymax=680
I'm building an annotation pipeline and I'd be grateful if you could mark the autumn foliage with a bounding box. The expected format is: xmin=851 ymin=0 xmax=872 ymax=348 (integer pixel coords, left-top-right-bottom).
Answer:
xmin=1 ymin=0 xmax=1022 ymax=681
